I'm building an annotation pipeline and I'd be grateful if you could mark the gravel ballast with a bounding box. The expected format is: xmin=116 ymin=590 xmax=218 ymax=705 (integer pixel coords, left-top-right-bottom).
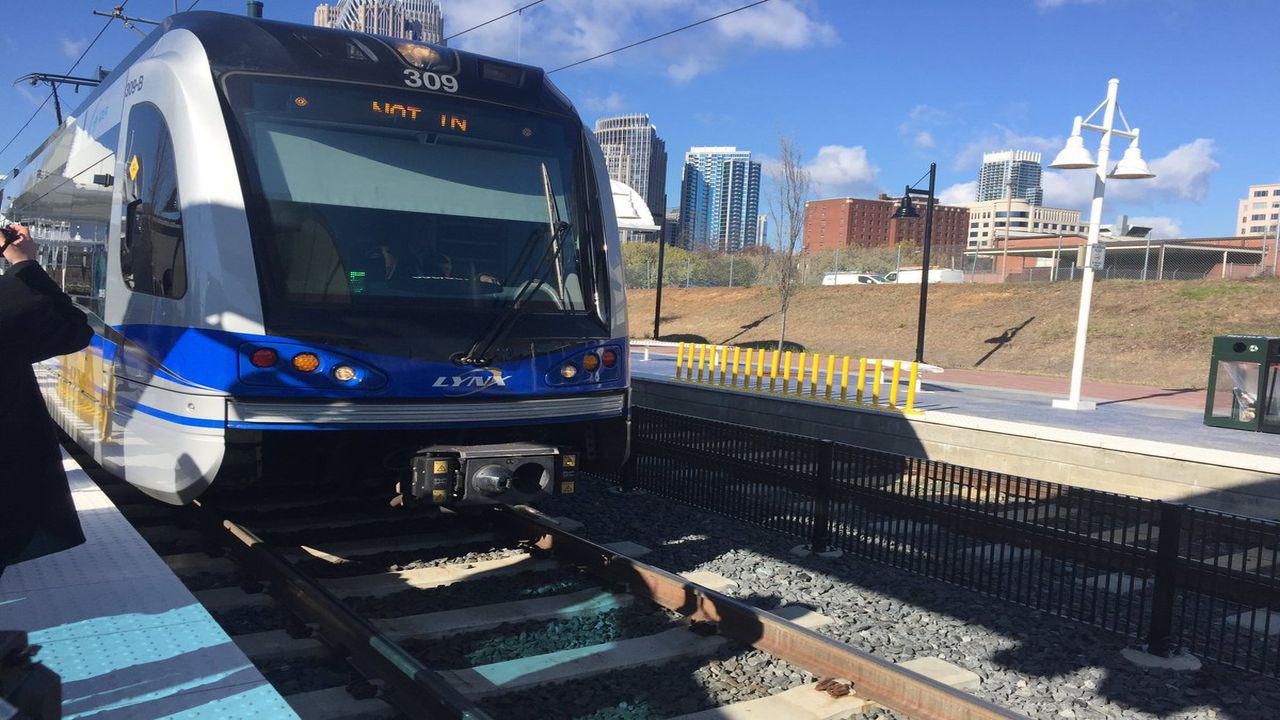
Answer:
xmin=521 ymin=477 xmax=1280 ymax=720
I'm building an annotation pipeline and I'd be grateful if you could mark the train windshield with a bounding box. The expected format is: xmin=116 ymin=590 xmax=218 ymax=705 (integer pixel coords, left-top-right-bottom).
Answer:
xmin=223 ymin=74 xmax=609 ymax=359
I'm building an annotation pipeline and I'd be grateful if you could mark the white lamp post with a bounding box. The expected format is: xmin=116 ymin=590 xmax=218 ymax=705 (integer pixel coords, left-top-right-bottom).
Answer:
xmin=1050 ymin=78 xmax=1155 ymax=411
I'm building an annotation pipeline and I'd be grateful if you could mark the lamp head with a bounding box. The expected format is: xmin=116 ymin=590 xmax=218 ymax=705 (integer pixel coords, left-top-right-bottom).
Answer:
xmin=1109 ymin=134 xmax=1155 ymax=180
xmin=1050 ymin=134 xmax=1097 ymax=170
xmin=890 ymin=190 xmax=919 ymax=219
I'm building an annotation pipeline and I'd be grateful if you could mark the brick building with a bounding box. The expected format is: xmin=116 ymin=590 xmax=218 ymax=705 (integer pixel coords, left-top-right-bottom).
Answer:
xmin=802 ymin=196 xmax=970 ymax=253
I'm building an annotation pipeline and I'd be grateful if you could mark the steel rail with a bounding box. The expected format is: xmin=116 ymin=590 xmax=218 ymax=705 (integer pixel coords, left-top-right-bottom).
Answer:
xmin=493 ymin=504 xmax=1028 ymax=720
xmin=197 ymin=503 xmax=494 ymax=720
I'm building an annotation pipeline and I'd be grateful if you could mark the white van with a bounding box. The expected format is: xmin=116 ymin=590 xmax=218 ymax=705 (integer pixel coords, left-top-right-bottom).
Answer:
xmin=821 ymin=271 xmax=888 ymax=286
xmin=883 ymin=267 xmax=964 ymax=284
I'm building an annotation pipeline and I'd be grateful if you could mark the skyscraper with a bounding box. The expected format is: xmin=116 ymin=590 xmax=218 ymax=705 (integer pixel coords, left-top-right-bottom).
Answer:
xmin=593 ymin=114 xmax=667 ymax=242
xmin=314 ymin=0 xmax=444 ymax=44
xmin=678 ymin=147 xmax=761 ymax=253
xmin=976 ymin=150 xmax=1044 ymax=205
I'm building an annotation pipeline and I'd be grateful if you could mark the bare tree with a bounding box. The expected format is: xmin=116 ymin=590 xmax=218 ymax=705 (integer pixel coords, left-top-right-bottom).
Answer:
xmin=770 ymin=133 xmax=811 ymax=351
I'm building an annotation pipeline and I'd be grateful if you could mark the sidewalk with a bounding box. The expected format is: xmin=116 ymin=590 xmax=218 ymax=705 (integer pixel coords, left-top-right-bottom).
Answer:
xmin=935 ymin=367 xmax=1205 ymax=412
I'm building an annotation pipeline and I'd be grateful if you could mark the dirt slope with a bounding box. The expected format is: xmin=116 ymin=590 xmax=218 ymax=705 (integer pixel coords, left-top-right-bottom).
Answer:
xmin=627 ymin=279 xmax=1280 ymax=389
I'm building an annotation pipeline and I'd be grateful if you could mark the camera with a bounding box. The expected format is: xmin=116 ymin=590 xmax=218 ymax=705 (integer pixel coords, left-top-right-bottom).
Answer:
xmin=0 ymin=213 xmax=20 ymax=247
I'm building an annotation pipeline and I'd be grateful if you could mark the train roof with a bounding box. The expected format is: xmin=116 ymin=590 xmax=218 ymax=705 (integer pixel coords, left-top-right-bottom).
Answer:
xmin=8 ymin=11 xmax=575 ymax=177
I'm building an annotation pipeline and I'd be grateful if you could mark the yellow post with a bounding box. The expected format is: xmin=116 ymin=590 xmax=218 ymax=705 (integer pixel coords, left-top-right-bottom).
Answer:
xmin=856 ymin=357 xmax=868 ymax=403
xmin=755 ymin=348 xmax=765 ymax=389
xmin=719 ymin=344 xmax=728 ymax=384
xmin=696 ymin=344 xmax=707 ymax=381
xmin=782 ymin=351 xmax=792 ymax=392
xmin=825 ymin=354 xmax=835 ymax=398
xmin=769 ymin=350 xmax=780 ymax=391
xmin=809 ymin=353 xmax=820 ymax=396
xmin=840 ymin=356 xmax=850 ymax=400
xmin=889 ymin=360 xmax=902 ymax=408
xmin=872 ymin=358 xmax=883 ymax=404
xmin=731 ymin=346 xmax=741 ymax=385
xmin=675 ymin=342 xmax=685 ymax=379
xmin=906 ymin=362 xmax=920 ymax=412
xmin=743 ymin=348 xmax=754 ymax=388
xmin=795 ymin=353 xmax=807 ymax=395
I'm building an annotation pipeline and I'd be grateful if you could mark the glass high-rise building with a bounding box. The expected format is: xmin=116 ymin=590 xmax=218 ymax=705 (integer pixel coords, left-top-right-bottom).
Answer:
xmin=678 ymin=147 xmax=762 ymax=253
xmin=976 ymin=150 xmax=1044 ymax=205
xmin=593 ymin=114 xmax=667 ymax=242
xmin=314 ymin=0 xmax=444 ymax=44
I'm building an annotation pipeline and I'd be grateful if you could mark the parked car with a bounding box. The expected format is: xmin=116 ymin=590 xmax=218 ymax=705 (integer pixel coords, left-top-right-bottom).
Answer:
xmin=821 ymin=271 xmax=888 ymax=286
xmin=883 ymin=267 xmax=964 ymax=284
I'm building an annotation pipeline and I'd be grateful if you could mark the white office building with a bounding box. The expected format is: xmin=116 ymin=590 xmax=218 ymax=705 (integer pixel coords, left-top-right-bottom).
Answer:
xmin=314 ymin=0 xmax=444 ymax=43
xmin=960 ymin=199 xmax=1084 ymax=248
xmin=593 ymin=114 xmax=667 ymax=242
xmin=1238 ymin=183 xmax=1280 ymax=236
xmin=977 ymin=150 xmax=1044 ymax=206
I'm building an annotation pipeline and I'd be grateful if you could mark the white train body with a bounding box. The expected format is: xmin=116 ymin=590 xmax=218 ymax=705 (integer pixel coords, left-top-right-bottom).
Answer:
xmin=2 ymin=12 xmax=629 ymax=505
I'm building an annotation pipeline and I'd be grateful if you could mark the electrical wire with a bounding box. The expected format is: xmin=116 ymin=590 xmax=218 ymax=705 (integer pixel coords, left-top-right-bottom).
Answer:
xmin=444 ymin=0 xmax=546 ymax=42
xmin=0 ymin=1 xmax=128 ymax=166
xmin=549 ymin=0 xmax=772 ymax=73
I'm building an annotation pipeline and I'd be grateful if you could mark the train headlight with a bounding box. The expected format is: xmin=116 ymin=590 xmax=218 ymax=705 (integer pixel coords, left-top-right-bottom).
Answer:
xmin=581 ymin=353 xmax=600 ymax=372
xmin=292 ymin=352 xmax=321 ymax=373
xmin=560 ymin=363 xmax=578 ymax=380
xmin=250 ymin=348 xmax=278 ymax=368
xmin=601 ymin=349 xmax=618 ymax=368
xmin=332 ymin=364 xmax=358 ymax=382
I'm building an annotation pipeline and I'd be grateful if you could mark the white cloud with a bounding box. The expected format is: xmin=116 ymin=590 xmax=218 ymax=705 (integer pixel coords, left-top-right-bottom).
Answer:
xmin=953 ymin=125 xmax=1062 ymax=170
xmin=583 ymin=91 xmax=627 ymax=114
xmin=913 ymin=131 xmax=936 ymax=149
xmin=938 ymin=181 xmax=977 ymax=205
xmin=805 ymin=144 xmax=878 ymax=196
xmin=1035 ymin=0 xmax=1107 ymax=9
xmin=1125 ymin=216 xmax=1183 ymax=240
xmin=441 ymin=0 xmax=835 ymax=83
xmin=1042 ymin=138 xmax=1220 ymax=210
xmin=59 ymin=37 xmax=86 ymax=59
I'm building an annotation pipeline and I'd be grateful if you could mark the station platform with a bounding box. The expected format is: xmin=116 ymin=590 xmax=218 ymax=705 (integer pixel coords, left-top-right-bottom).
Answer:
xmin=0 ymin=452 xmax=296 ymax=719
xmin=631 ymin=347 xmax=1280 ymax=519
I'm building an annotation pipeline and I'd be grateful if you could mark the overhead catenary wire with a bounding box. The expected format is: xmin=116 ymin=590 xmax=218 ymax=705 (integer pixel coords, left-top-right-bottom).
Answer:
xmin=444 ymin=0 xmax=546 ymax=42
xmin=1 ymin=1 xmax=129 ymax=168
xmin=549 ymin=0 xmax=772 ymax=73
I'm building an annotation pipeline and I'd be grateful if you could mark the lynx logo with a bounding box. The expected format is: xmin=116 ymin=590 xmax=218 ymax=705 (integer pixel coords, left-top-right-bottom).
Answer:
xmin=432 ymin=368 xmax=512 ymax=397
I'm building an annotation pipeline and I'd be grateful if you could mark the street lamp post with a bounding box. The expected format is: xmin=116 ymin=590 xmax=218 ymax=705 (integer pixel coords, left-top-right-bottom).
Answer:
xmin=890 ymin=162 xmax=937 ymax=365
xmin=1048 ymin=78 xmax=1155 ymax=411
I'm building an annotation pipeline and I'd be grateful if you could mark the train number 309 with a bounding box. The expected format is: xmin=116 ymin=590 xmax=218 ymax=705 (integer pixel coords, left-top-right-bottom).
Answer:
xmin=403 ymin=69 xmax=459 ymax=93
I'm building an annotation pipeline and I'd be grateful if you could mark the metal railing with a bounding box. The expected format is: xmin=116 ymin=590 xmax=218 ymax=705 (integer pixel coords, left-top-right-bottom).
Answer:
xmin=612 ymin=407 xmax=1280 ymax=676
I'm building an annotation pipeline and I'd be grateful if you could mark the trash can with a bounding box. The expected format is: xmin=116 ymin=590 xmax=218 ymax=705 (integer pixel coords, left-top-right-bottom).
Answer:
xmin=1204 ymin=335 xmax=1280 ymax=432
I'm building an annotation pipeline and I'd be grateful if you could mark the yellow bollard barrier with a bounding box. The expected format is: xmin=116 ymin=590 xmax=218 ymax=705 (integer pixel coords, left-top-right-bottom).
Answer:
xmin=675 ymin=342 xmax=685 ymax=379
xmin=719 ymin=344 xmax=728 ymax=384
xmin=856 ymin=357 xmax=867 ymax=403
xmin=755 ymin=348 xmax=766 ymax=389
xmin=825 ymin=355 xmax=835 ymax=398
xmin=731 ymin=346 xmax=741 ymax=385
xmin=696 ymin=344 xmax=707 ymax=381
xmin=810 ymin=353 xmax=820 ymax=397
xmin=840 ymin=356 xmax=850 ymax=400
xmin=889 ymin=361 xmax=902 ymax=408
xmin=906 ymin=362 xmax=920 ymax=412
xmin=796 ymin=353 xmax=807 ymax=395
xmin=782 ymin=351 xmax=792 ymax=392
xmin=872 ymin=358 xmax=883 ymax=405
xmin=743 ymin=348 xmax=754 ymax=389
xmin=769 ymin=350 xmax=780 ymax=391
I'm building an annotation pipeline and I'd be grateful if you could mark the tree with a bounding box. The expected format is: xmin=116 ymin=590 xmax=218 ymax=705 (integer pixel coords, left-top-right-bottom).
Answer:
xmin=770 ymin=134 xmax=811 ymax=350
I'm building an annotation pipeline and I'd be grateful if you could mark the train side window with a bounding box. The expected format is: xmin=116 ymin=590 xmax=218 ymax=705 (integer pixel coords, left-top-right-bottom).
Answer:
xmin=120 ymin=103 xmax=187 ymax=299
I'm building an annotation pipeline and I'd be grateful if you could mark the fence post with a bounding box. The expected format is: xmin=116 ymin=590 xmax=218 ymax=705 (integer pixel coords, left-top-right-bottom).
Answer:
xmin=1146 ymin=501 xmax=1185 ymax=657
xmin=810 ymin=440 xmax=835 ymax=553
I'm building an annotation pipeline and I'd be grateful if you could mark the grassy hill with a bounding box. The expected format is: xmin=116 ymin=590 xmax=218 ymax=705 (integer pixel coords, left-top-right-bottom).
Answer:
xmin=627 ymin=278 xmax=1280 ymax=389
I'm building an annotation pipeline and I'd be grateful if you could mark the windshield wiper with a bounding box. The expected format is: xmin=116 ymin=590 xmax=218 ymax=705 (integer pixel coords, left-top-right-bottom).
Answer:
xmin=455 ymin=164 xmax=571 ymax=366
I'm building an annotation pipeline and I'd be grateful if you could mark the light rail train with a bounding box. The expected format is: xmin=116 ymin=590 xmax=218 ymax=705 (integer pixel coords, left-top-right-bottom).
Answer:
xmin=1 ymin=11 xmax=629 ymax=506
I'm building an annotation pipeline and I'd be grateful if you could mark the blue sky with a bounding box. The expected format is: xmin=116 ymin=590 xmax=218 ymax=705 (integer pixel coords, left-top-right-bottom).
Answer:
xmin=1 ymin=0 xmax=1277 ymax=239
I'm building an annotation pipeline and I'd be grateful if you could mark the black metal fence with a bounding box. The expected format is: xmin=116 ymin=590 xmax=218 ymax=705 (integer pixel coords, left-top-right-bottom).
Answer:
xmin=612 ymin=407 xmax=1280 ymax=676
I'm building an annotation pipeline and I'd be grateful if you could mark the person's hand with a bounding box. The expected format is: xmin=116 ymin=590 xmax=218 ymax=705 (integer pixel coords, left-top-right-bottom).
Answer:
xmin=1 ymin=223 xmax=37 ymax=265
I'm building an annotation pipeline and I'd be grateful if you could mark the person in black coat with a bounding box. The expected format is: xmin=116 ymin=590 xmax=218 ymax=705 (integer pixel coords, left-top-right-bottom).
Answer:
xmin=0 ymin=222 xmax=94 ymax=578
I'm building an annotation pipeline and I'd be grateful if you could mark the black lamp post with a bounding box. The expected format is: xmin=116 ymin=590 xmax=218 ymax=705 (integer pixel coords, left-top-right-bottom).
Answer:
xmin=889 ymin=162 xmax=936 ymax=364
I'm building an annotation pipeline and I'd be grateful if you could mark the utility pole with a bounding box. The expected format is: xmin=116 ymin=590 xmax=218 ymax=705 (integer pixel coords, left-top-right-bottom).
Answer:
xmin=1002 ymin=176 xmax=1013 ymax=281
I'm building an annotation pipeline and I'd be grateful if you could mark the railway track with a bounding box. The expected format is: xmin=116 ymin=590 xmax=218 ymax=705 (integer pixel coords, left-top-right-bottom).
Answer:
xmin=97 ymin=477 xmax=1029 ymax=720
